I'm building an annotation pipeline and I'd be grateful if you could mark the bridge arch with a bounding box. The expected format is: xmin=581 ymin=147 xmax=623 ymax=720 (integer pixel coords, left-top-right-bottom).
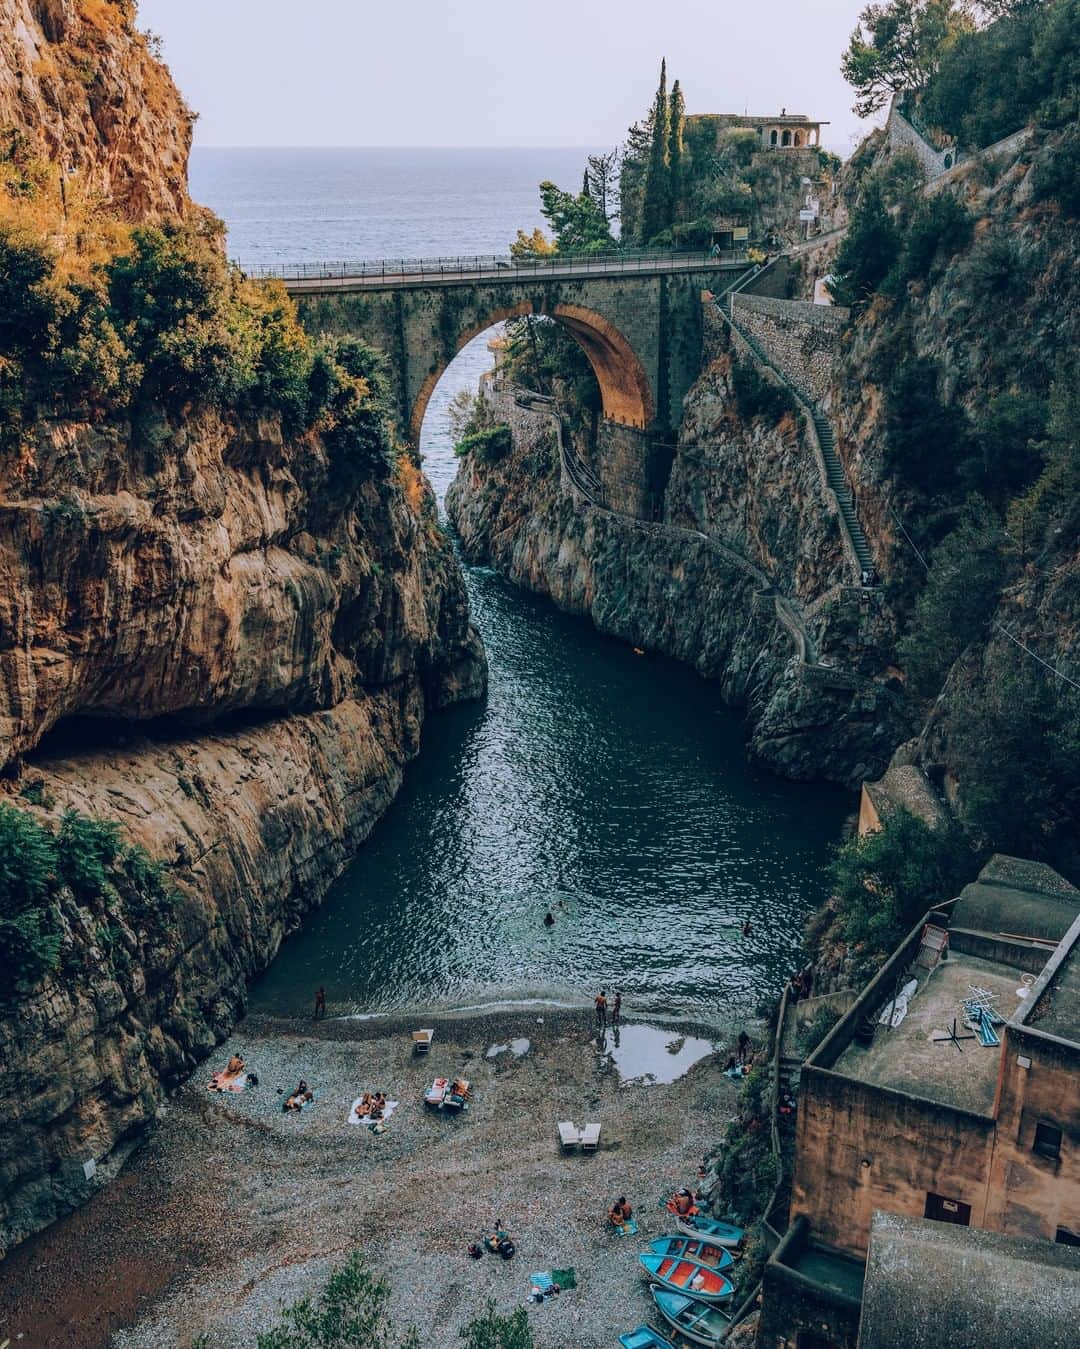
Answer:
xmin=409 ymin=298 xmax=653 ymax=444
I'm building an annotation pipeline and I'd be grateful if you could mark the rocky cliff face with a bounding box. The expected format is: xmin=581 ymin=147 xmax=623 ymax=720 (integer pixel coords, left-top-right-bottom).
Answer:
xmin=0 ymin=0 xmax=192 ymax=218
xmin=0 ymin=403 xmax=485 ymax=1255
xmin=0 ymin=1 xmax=488 ymax=1256
xmin=447 ymin=355 xmax=902 ymax=786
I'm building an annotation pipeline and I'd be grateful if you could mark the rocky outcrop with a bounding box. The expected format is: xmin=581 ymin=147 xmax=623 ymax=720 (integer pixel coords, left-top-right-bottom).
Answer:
xmin=0 ymin=408 xmax=481 ymax=766
xmin=447 ymin=358 xmax=903 ymax=786
xmin=0 ymin=0 xmax=192 ymax=218
xmin=0 ymin=403 xmax=485 ymax=1254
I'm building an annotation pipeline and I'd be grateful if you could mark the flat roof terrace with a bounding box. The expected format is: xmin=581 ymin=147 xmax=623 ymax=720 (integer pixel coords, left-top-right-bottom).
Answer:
xmin=833 ymin=953 xmax=1027 ymax=1115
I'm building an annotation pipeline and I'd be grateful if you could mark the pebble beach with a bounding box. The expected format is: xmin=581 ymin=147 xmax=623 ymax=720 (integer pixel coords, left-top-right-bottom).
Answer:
xmin=0 ymin=1004 xmax=746 ymax=1348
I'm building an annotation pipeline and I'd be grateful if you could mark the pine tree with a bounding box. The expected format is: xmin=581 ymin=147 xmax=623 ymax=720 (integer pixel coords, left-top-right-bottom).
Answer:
xmin=582 ymin=169 xmax=591 ymax=200
xmin=640 ymin=59 xmax=671 ymax=244
xmin=668 ymin=78 xmax=686 ymax=227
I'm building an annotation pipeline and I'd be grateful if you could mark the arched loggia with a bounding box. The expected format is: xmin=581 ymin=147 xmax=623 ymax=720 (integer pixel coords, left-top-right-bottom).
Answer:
xmin=409 ymin=299 xmax=653 ymax=444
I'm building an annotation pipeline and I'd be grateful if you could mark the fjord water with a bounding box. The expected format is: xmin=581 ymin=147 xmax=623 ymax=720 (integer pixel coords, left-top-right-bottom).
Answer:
xmin=191 ymin=148 xmax=850 ymax=1018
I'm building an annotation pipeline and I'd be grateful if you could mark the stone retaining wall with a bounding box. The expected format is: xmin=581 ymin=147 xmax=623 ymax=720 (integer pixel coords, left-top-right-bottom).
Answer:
xmin=731 ymin=294 xmax=848 ymax=403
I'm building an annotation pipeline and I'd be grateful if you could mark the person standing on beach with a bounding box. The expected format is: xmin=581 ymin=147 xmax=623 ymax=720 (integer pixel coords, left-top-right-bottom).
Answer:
xmin=314 ymin=986 xmax=326 ymax=1020
xmin=612 ymin=990 xmax=622 ymax=1025
xmin=595 ymin=989 xmax=608 ymax=1029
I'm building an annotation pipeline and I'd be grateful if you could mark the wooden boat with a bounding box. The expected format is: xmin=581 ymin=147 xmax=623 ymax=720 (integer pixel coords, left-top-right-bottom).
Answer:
xmin=618 ymin=1326 xmax=676 ymax=1349
xmin=647 ymin=1235 xmax=735 ymax=1272
xmin=650 ymin=1288 xmax=731 ymax=1347
xmin=639 ymin=1252 xmax=735 ymax=1303
xmin=673 ymin=1213 xmax=744 ymax=1247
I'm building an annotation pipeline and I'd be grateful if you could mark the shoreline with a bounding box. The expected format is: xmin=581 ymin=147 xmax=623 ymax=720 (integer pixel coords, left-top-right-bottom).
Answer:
xmin=0 ymin=1003 xmax=749 ymax=1348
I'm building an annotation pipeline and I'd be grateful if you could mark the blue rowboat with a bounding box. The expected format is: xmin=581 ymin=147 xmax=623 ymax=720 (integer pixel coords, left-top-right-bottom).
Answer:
xmin=647 ymin=1235 xmax=735 ymax=1272
xmin=639 ymin=1252 xmax=735 ymax=1303
xmin=618 ymin=1326 xmax=675 ymax=1349
xmin=650 ymin=1288 xmax=731 ymax=1347
xmin=674 ymin=1213 xmax=744 ymax=1247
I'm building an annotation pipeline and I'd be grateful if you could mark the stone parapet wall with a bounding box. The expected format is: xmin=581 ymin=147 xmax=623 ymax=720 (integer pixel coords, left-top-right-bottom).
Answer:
xmin=731 ymin=293 xmax=848 ymax=403
xmin=886 ymin=99 xmax=958 ymax=179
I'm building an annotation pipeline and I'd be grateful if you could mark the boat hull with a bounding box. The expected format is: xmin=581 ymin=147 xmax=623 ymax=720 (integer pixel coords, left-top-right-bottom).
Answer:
xmin=647 ymin=1236 xmax=735 ymax=1272
xmin=650 ymin=1288 xmax=730 ymax=1347
xmin=639 ymin=1253 xmax=734 ymax=1303
xmin=674 ymin=1214 xmax=744 ymax=1247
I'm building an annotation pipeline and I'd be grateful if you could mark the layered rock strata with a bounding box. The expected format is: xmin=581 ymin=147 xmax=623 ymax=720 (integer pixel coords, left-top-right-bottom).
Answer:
xmin=447 ymin=351 xmax=902 ymax=786
xmin=0 ymin=0 xmax=192 ymax=218
xmin=0 ymin=405 xmax=485 ymax=1254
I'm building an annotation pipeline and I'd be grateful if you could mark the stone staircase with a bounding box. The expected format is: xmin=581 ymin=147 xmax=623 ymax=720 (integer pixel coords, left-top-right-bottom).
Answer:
xmin=812 ymin=411 xmax=875 ymax=577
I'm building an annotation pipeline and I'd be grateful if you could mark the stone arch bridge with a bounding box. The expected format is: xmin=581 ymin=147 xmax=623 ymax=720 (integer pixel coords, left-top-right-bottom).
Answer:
xmin=278 ymin=252 xmax=752 ymax=516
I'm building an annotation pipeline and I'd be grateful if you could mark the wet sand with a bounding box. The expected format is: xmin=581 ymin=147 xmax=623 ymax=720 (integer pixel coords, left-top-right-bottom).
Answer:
xmin=0 ymin=1006 xmax=744 ymax=1348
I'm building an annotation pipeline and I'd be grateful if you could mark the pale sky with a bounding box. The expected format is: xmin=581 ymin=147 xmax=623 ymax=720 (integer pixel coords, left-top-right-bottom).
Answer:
xmin=137 ymin=0 xmax=875 ymax=156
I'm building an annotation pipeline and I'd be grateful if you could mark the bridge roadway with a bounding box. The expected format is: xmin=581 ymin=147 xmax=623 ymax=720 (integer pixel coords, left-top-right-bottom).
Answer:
xmin=243 ymin=248 xmax=752 ymax=295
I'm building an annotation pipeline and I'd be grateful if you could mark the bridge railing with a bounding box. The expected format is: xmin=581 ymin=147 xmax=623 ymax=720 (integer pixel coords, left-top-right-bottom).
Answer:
xmin=241 ymin=247 xmax=750 ymax=283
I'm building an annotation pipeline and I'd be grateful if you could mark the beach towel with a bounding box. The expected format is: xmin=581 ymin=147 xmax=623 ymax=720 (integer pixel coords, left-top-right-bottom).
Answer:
xmin=552 ymin=1268 xmax=577 ymax=1290
xmin=614 ymin=1218 xmax=639 ymax=1236
xmin=208 ymin=1066 xmax=246 ymax=1093
xmin=348 ymin=1098 xmax=399 ymax=1126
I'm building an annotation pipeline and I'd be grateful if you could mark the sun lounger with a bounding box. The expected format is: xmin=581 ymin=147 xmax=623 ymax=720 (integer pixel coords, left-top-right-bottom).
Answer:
xmin=558 ymin=1121 xmax=582 ymax=1151
xmin=412 ymin=1029 xmax=434 ymax=1054
xmin=581 ymin=1122 xmax=601 ymax=1151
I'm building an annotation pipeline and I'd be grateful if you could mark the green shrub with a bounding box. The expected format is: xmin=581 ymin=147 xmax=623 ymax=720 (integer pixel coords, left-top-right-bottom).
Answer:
xmin=797 ymin=1005 xmax=842 ymax=1057
xmin=948 ymin=645 xmax=1080 ymax=866
xmin=884 ymin=357 xmax=972 ymax=495
xmin=884 ymin=191 xmax=972 ymax=294
xmin=1031 ymin=123 xmax=1080 ymax=216
xmin=898 ymin=504 xmax=1010 ymax=694
xmin=454 ymin=424 xmax=512 ymax=463
xmin=829 ymin=180 xmax=901 ymax=307
xmin=256 ymin=1252 xmax=419 ymax=1349
xmin=460 ymin=1302 xmax=534 ymax=1349
xmin=57 ymin=810 xmax=121 ymax=903
xmin=0 ymin=802 xmax=61 ymax=983
xmin=731 ymin=357 xmax=798 ymax=426
xmin=966 ymin=392 xmax=1048 ymax=502
xmin=829 ymin=809 xmax=972 ymax=962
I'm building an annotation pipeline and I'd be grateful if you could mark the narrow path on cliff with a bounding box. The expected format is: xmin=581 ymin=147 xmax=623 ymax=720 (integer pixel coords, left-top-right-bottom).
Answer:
xmin=250 ymin=330 xmax=850 ymax=1023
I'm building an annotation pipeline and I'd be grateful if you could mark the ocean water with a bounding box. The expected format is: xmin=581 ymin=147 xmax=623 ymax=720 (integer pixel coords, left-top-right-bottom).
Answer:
xmin=190 ymin=146 xmax=598 ymax=267
xmin=190 ymin=147 xmax=851 ymax=1019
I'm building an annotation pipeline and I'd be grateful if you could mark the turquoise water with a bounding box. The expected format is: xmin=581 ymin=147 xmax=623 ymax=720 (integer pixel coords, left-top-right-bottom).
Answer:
xmin=192 ymin=148 xmax=852 ymax=1019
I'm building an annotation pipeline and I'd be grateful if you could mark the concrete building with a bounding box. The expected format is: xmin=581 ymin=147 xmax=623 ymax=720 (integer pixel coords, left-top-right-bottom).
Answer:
xmin=759 ymin=854 xmax=1080 ymax=1348
xmin=713 ymin=111 xmax=828 ymax=150
xmin=858 ymin=1212 xmax=1080 ymax=1349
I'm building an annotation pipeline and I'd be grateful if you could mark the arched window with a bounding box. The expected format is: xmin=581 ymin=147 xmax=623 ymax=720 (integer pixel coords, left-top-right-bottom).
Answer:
xmin=943 ymin=153 xmax=953 ymax=169
xmin=782 ymin=130 xmax=791 ymax=147
xmin=770 ymin=129 xmax=778 ymax=147
xmin=794 ymin=131 xmax=804 ymax=147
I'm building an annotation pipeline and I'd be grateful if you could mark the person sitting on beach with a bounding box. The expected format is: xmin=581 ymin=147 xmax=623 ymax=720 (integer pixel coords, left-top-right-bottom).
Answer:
xmin=608 ymin=1196 xmax=633 ymax=1228
xmin=672 ymin=1188 xmax=699 ymax=1217
xmin=450 ymin=1079 xmax=469 ymax=1099
xmin=284 ymin=1080 xmax=314 ymax=1111
xmin=355 ymin=1093 xmax=372 ymax=1118
xmin=226 ymin=1054 xmax=245 ymax=1076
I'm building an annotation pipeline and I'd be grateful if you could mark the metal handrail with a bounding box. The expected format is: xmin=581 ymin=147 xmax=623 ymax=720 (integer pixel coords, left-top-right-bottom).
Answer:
xmin=241 ymin=246 xmax=750 ymax=284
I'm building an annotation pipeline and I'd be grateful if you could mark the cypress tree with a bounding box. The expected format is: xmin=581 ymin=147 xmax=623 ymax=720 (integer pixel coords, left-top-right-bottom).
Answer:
xmin=582 ymin=169 xmax=592 ymax=200
xmin=668 ymin=79 xmax=686 ymax=227
xmin=640 ymin=59 xmax=671 ymax=244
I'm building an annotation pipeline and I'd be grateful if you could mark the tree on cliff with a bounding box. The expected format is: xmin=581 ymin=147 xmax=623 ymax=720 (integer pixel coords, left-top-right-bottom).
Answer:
xmin=619 ymin=114 xmax=653 ymax=242
xmin=585 ymin=148 xmax=621 ymax=224
xmin=842 ymin=0 xmax=972 ymax=116
xmin=668 ymin=79 xmax=686 ymax=225
xmin=640 ymin=59 xmax=672 ymax=242
xmin=535 ymin=180 xmax=614 ymax=253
